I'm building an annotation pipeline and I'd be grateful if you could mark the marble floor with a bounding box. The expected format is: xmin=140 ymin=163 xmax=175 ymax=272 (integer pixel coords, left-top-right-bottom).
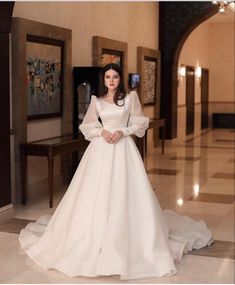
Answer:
xmin=0 ymin=129 xmax=234 ymax=284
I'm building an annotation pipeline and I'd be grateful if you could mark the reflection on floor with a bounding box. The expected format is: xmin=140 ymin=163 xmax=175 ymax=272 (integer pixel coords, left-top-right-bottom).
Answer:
xmin=0 ymin=129 xmax=234 ymax=284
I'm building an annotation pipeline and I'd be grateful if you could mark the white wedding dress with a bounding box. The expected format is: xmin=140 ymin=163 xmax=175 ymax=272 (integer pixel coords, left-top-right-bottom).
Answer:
xmin=19 ymin=91 xmax=213 ymax=280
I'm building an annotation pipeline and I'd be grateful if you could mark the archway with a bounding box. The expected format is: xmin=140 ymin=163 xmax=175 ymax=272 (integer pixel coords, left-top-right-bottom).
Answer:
xmin=159 ymin=2 xmax=218 ymax=139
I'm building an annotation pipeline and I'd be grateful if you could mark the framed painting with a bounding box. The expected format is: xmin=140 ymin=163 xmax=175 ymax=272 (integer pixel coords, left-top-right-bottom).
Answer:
xmin=143 ymin=56 xmax=157 ymax=105
xmin=101 ymin=49 xmax=122 ymax=67
xmin=92 ymin=36 xmax=128 ymax=85
xmin=26 ymin=35 xmax=64 ymax=120
xmin=137 ymin=46 xmax=161 ymax=108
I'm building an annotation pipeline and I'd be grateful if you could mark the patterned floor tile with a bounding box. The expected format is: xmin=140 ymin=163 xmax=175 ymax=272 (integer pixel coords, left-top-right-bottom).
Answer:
xmin=147 ymin=168 xmax=181 ymax=176
xmin=0 ymin=218 xmax=34 ymax=234
xmin=212 ymin=172 xmax=235 ymax=180
xmin=215 ymin=139 xmax=235 ymax=143
xmin=169 ymin=156 xmax=201 ymax=161
xmin=189 ymin=240 xmax=235 ymax=260
xmin=188 ymin=193 xmax=235 ymax=204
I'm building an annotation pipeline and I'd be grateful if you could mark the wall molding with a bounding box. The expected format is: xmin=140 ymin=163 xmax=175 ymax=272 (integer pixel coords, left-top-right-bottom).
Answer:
xmin=0 ymin=204 xmax=14 ymax=213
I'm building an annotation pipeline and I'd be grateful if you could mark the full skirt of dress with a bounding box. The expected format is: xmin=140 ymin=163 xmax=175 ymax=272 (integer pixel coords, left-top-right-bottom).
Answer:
xmin=19 ymin=136 xmax=213 ymax=280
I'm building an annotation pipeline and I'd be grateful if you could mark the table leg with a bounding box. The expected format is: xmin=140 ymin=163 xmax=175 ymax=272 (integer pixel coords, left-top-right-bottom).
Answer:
xmin=48 ymin=156 xmax=54 ymax=208
xmin=161 ymin=126 xmax=165 ymax=155
xmin=144 ymin=132 xmax=147 ymax=156
xmin=20 ymin=152 xmax=27 ymax=205
xmin=141 ymin=136 xmax=145 ymax=160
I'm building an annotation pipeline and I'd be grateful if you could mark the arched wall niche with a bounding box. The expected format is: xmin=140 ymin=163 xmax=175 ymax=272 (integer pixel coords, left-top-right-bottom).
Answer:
xmin=159 ymin=2 xmax=218 ymax=139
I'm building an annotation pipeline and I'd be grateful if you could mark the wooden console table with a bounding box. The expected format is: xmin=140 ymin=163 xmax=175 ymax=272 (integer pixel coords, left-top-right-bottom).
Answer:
xmin=146 ymin=118 xmax=166 ymax=155
xmin=136 ymin=118 xmax=166 ymax=160
xmin=20 ymin=134 xmax=89 ymax=208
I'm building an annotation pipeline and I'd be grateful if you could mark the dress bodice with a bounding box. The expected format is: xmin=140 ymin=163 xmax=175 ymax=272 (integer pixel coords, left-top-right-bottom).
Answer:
xmin=96 ymin=96 xmax=131 ymax=131
xmin=79 ymin=91 xmax=149 ymax=141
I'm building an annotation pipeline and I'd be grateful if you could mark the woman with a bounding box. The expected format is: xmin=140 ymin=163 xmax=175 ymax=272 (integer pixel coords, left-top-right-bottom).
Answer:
xmin=19 ymin=63 xmax=213 ymax=280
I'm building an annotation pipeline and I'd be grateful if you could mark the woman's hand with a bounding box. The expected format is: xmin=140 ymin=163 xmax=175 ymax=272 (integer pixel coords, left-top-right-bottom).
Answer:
xmin=110 ymin=130 xmax=124 ymax=144
xmin=102 ymin=129 xmax=124 ymax=144
xmin=101 ymin=129 xmax=113 ymax=143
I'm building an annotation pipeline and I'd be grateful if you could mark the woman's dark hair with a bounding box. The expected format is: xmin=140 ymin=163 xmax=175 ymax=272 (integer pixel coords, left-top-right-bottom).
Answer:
xmin=100 ymin=63 xmax=126 ymax=106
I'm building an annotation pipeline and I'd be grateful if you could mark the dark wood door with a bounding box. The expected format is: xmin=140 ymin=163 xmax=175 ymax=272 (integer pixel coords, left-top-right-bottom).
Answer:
xmin=201 ymin=68 xmax=209 ymax=129
xmin=186 ymin=66 xmax=195 ymax=135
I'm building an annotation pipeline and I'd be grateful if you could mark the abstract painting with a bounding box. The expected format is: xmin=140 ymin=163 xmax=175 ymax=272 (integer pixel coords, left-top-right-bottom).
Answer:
xmin=26 ymin=36 xmax=63 ymax=120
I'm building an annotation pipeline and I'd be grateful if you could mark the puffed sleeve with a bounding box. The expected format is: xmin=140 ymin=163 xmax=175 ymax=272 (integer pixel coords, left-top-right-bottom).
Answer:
xmin=120 ymin=91 xmax=149 ymax=138
xmin=79 ymin=95 xmax=103 ymax=141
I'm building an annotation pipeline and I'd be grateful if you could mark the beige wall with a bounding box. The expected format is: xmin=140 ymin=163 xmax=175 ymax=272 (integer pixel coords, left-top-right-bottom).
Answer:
xmin=177 ymin=18 xmax=234 ymax=141
xmin=13 ymin=2 xmax=158 ymax=69
xmin=209 ymin=22 xmax=234 ymax=102
xmin=209 ymin=22 xmax=235 ymax=125
xmin=13 ymin=2 xmax=159 ymax=183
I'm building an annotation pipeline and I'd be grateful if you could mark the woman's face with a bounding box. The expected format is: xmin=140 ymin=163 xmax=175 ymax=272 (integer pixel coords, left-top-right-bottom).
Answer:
xmin=104 ymin=69 xmax=120 ymax=92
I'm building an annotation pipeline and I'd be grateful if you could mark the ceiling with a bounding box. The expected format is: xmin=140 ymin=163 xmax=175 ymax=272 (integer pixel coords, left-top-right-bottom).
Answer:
xmin=207 ymin=3 xmax=235 ymax=23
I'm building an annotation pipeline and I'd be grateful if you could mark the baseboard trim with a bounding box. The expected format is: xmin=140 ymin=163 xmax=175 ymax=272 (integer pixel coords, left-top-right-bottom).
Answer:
xmin=0 ymin=204 xmax=14 ymax=213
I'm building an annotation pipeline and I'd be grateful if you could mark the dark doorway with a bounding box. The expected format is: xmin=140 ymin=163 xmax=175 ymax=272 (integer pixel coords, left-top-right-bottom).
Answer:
xmin=201 ymin=68 xmax=209 ymax=129
xmin=0 ymin=2 xmax=15 ymax=207
xmin=186 ymin=66 xmax=195 ymax=135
